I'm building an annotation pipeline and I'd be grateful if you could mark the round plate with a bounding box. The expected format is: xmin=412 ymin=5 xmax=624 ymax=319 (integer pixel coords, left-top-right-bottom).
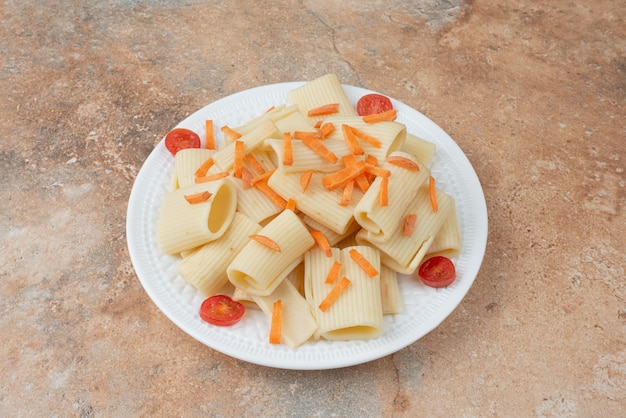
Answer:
xmin=126 ymin=82 xmax=488 ymax=370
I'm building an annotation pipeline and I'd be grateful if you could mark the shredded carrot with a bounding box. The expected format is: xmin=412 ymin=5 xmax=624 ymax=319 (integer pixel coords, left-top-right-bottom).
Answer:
xmin=285 ymin=198 xmax=297 ymax=212
xmin=251 ymin=168 xmax=276 ymax=185
xmin=221 ymin=125 xmax=242 ymax=141
xmin=349 ymin=126 xmax=382 ymax=148
xmin=293 ymin=131 xmax=323 ymax=140
xmin=403 ymin=214 xmax=417 ymax=236
xmin=241 ymin=167 xmax=253 ymax=189
xmin=364 ymin=155 xmax=378 ymax=182
xmin=310 ymin=230 xmax=332 ymax=257
xmin=363 ymin=109 xmax=397 ymax=123
xmin=365 ymin=164 xmax=391 ymax=178
xmin=319 ymin=276 xmax=351 ymax=312
xmin=321 ymin=161 xmax=367 ymax=191
xmin=302 ymin=137 xmax=338 ymax=163
xmin=265 ymin=105 xmax=275 ymax=113
xmin=194 ymin=157 xmax=215 ymax=178
xmin=249 ymin=234 xmax=281 ymax=252
xmin=195 ymin=171 xmax=230 ymax=183
xmin=341 ymin=124 xmax=364 ymax=155
xmin=342 ymin=154 xmax=370 ymax=192
xmin=429 ymin=175 xmax=438 ymax=212
xmin=245 ymin=154 xmax=266 ymax=175
xmin=282 ymin=132 xmax=293 ymax=166
xmin=325 ymin=261 xmax=342 ymax=284
xmin=233 ymin=140 xmax=244 ymax=178
xmin=307 ymin=103 xmax=339 ymax=117
xmin=379 ymin=176 xmax=389 ymax=206
xmin=300 ymin=170 xmax=314 ymax=192
xmin=386 ymin=155 xmax=420 ymax=171
xmin=319 ymin=122 xmax=335 ymax=138
xmin=254 ymin=181 xmax=287 ymax=210
xmin=314 ymin=120 xmax=323 ymax=129
xmin=349 ymin=248 xmax=379 ymax=278
xmin=183 ymin=191 xmax=212 ymax=204
xmin=340 ymin=179 xmax=354 ymax=206
xmin=205 ymin=120 xmax=215 ymax=150
xmin=269 ymin=300 xmax=282 ymax=344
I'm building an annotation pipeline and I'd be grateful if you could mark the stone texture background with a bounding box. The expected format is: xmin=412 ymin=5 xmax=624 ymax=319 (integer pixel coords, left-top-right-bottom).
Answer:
xmin=1 ymin=0 xmax=624 ymax=416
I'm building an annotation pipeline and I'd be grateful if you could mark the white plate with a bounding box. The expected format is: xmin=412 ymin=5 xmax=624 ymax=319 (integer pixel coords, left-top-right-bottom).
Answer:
xmin=126 ymin=82 xmax=488 ymax=370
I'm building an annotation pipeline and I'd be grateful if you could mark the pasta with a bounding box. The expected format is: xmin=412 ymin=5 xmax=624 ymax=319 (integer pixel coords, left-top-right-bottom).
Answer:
xmin=155 ymin=73 xmax=461 ymax=348
xmin=157 ymin=179 xmax=237 ymax=255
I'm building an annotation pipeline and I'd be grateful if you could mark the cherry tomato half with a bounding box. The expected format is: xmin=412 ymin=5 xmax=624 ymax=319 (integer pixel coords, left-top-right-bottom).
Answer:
xmin=199 ymin=295 xmax=245 ymax=326
xmin=356 ymin=93 xmax=394 ymax=116
xmin=417 ymin=256 xmax=456 ymax=288
xmin=164 ymin=128 xmax=201 ymax=156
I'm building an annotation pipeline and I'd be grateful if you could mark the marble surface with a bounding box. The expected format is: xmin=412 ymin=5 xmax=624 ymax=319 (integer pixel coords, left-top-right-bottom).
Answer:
xmin=1 ymin=0 xmax=624 ymax=416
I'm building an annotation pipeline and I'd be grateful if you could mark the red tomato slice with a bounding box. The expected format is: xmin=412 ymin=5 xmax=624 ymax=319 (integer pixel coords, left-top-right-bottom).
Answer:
xmin=199 ymin=295 xmax=245 ymax=326
xmin=417 ymin=256 xmax=456 ymax=288
xmin=164 ymin=128 xmax=201 ymax=156
xmin=356 ymin=93 xmax=394 ymax=116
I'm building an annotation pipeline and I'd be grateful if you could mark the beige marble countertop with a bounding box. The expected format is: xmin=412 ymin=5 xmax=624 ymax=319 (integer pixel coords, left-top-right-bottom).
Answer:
xmin=2 ymin=0 xmax=624 ymax=416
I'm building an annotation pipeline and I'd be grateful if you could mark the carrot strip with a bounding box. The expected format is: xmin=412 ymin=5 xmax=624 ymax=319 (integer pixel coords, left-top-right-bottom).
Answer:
xmin=364 ymin=155 xmax=378 ymax=183
xmin=285 ymin=198 xmax=297 ymax=212
xmin=363 ymin=109 xmax=397 ymax=123
xmin=251 ymin=168 xmax=276 ymax=185
xmin=283 ymin=132 xmax=293 ymax=166
xmin=265 ymin=105 xmax=275 ymax=113
xmin=379 ymin=176 xmax=389 ymax=206
xmin=300 ymin=170 xmax=314 ymax=192
xmin=403 ymin=214 xmax=417 ymax=236
xmin=245 ymin=154 xmax=266 ymax=175
xmin=321 ymin=161 xmax=367 ymax=191
xmin=341 ymin=124 xmax=364 ymax=156
xmin=233 ymin=140 xmax=244 ymax=178
xmin=249 ymin=234 xmax=281 ymax=252
xmin=221 ymin=125 xmax=242 ymax=141
xmin=195 ymin=171 xmax=230 ymax=183
xmin=205 ymin=120 xmax=215 ymax=150
xmin=314 ymin=120 xmax=323 ymax=129
xmin=183 ymin=191 xmax=212 ymax=204
xmin=301 ymin=137 xmax=338 ymax=163
xmin=349 ymin=126 xmax=382 ymax=148
xmin=349 ymin=248 xmax=379 ymax=278
xmin=194 ymin=157 xmax=215 ymax=178
xmin=386 ymin=155 xmax=420 ymax=171
xmin=319 ymin=276 xmax=351 ymax=312
xmin=241 ymin=167 xmax=254 ymax=189
xmin=254 ymin=181 xmax=287 ymax=210
xmin=310 ymin=230 xmax=332 ymax=257
xmin=365 ymin=164 xmax=391 ymax=178
xmin=429 ymin=175 xmax=438 ymax=212
xmin=340 ymin=179 xmax=354 ymax=206
xmin=269 ymin=300 xmax=282 ymax=344
xmin=325 ymin=261 xmax=342 ymax=284
xmin=307 ymin=103 xmax=339 ymax=117
xmin=319 ymin=122 xmax=335 ymax=138
xmin=293 ymin=131 xmax=323 ymax=140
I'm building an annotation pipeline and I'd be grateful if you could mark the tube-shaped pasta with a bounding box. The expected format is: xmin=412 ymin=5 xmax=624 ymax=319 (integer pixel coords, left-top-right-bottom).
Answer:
xmin=354 ymin=151 xmax=430 ymax=242
xmin=176 ymin=212 xmax=261 ymax=296
xmin=380 ymin=265 xmax=402 ymax=315
xmin=304 ymin=246 xmax=383 ymax=341
xmin=174 ymin=148 xmax=215 ymax=188
xmin=227 ymin=209 xmax=315 ymax=296
xmin=157 ymin=179 xmax=238 ymax=255
xmin=212 ymin=119 xmax=279 ymax=171
xmin=425 ymin=204 xmax=461 ymax=259
xmin=402 ymin=133 xmax=436 ymax=166
xmin=263 ymin=138 xmax=349 ymax=173
xmin=267 ymin=169 xmax=363 ymax=235
xmin=356 ymin=186 xmax=455 ymax=274
xmin=273 ymin=110 xmax=316 ymax=135
xmin=251 ymin=279 xmax=318 ymax=348
xmin=287 ymin=74 xmax=357 ymax=125
xmin=229 ymin=176 xmax=282 ymax=224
